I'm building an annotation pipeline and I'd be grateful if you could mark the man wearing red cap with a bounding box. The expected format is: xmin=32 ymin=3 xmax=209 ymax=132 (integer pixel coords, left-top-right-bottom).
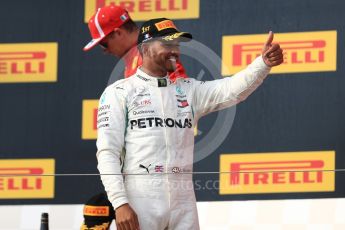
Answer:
xmin=83 ymin=4 xmax=187 ymax=81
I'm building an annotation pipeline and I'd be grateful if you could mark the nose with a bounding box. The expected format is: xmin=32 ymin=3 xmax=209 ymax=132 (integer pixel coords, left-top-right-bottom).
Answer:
xmin=173 ymin=45 xmax=180 ymax=52
xmin=170 ymin=48 xmax=180 ymax=57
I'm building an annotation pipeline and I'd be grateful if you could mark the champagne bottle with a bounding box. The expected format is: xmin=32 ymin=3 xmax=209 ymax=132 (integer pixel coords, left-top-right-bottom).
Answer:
xmin=40 ymin=213 xmax=49 ymax=230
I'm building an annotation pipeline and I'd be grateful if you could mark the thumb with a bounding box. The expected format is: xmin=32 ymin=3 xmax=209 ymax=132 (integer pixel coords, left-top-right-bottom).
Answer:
xmin=264 ymin=31 xmax=274 ymax=47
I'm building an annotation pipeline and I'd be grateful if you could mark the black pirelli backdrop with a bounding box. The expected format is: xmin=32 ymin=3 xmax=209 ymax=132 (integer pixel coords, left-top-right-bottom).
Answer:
xmin=0 ymin=0 xmax=344 ymax=205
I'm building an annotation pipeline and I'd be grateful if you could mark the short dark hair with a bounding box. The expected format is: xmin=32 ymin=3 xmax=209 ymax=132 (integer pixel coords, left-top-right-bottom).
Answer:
xmin=120 ymin=19 xmax=138 ymax=32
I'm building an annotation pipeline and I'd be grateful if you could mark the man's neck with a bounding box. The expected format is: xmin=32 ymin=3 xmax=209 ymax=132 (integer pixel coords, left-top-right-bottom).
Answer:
xmin=129 ymin=29 xmax=139 ymax=49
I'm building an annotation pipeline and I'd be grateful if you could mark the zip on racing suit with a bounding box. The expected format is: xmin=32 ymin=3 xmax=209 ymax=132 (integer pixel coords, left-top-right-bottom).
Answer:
xmin=96 ymin=56 xmax=271 ymax=230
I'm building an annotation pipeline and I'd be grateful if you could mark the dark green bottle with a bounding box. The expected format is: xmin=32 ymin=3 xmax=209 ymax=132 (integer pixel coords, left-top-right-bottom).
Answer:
xmin=40 ymin=213 xmax=49 ymax=230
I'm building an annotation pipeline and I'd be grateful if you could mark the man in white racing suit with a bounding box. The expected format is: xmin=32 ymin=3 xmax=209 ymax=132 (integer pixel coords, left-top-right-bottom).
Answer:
xmin=96 ymin=18 xmax=283 ymax=230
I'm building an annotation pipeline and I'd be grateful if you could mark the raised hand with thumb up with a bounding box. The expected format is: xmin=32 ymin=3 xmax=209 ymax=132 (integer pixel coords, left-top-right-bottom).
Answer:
xmin=261 ymin=31 xmax=284 ymax=67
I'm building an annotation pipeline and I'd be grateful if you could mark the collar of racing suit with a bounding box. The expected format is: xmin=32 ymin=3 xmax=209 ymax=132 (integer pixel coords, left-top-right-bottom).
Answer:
xmin=136 ymin=67 xmax=172 ymax=87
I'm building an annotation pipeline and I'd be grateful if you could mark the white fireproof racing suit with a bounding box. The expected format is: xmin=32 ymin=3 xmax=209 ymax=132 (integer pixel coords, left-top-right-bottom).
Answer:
xmin=96 ymin=56 xmax=271 ymax=230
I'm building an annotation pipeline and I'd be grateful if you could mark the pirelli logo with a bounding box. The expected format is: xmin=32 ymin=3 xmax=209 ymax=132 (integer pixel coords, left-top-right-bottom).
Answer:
xmin=0 ymin=159 xmax=55 ymax=199
xmin=84 ymin=205 xmax=110 ymax=216
xmin=84 ymin=0 xmax=199 ymax=22
xmin=0 ymin=43 xmax=58 ymax=83
xmin=82 ymin=99 xmax=99 ymax=140
xmin=219 ymin=151 xmax=335 ymax=194
xmin=155 ymin=20 xmax=177 ymax=31
xmin=222 ymin=31 xmax=337 ymax=75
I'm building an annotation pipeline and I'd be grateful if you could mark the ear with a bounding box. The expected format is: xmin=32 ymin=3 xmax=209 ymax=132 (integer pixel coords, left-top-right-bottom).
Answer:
xmin=141 ymin=43 xmax=151 ymax=57
xmin=140 ymin=43 xmax=148 ymax=55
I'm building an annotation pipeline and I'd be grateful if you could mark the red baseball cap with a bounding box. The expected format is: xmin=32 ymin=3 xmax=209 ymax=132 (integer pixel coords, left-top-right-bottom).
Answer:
xmin=83 ymin=5 xmax=130 ymax=51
